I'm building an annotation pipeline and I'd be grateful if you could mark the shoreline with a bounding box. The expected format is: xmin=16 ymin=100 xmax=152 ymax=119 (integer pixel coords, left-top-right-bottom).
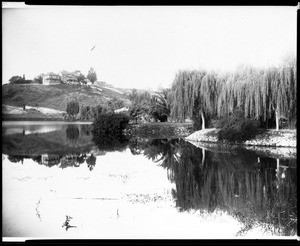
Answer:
xmin=185 ymin=128 xmax=297 ymax=158
xmin=185 ymin=128 xmax=296 ymax=147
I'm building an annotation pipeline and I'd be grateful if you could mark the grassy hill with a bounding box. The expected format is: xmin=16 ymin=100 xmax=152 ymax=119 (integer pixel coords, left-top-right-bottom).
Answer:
xmin=2 ymin=83 xmax=134 ymax=112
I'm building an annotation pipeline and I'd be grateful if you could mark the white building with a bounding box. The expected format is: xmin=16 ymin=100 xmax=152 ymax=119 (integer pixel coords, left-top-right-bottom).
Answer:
xmin=42 ymin=73 xmax=61 ymax=85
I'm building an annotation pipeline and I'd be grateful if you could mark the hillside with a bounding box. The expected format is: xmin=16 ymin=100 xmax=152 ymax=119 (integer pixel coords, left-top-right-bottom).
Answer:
xmin=2 ymin=83 xmax=134 ymax=112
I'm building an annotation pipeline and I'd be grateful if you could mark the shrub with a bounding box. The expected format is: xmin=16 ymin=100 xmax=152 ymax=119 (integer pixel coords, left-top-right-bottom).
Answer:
xmin=80 ymin=105 xmax=92 ymax=120
xmin=92 ymin=113 xmax=130 ymax=151
xmin=217 ymin=108 xmax=261 ymax=142
xmin=218 ymin=117 xmax=260 ymax=142
xmin=79 ymin=105 xmax=104 ymax=120
xmin=92 ymin=113 xmax=129 ymax=135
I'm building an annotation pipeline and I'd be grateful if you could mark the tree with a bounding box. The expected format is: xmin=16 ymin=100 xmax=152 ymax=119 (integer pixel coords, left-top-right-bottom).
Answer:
xmin=169 ymin=69 xmax=214 ymax=127
xmin=196 ymin=71 xmax=220 ymax=129
xmin=80 ymin=105 xmax=93 ymax=120
xmin=73 ymin=70 xmax=86 ymax=83
xmin=128 ymin=88 xmax=139 ymax=102
xmin=263 ymin=63 xmax=296 ymax=131
xmin=107 ymin=97 xmax=124 ymax=112
xmin=9 ymin=76 xmax=23 ymax=84
xmin=87 ymin=67 xmax=97 ymax=83
xmin=33 ymin=74 xmax=44 ymax=84
xmin=66 ymin=100 xmax=80 ymax=119
xmin=148 ymin=89 xmax=170 ymax=122
xmin=90 ymin=105 xmax=103 ymax=119
xmin=129 ymin=104 xmax=144 ymax=124
xmin=92 ymin=113 xmax=129 ymax=135
xmin=168 ymin=56 xmax=296 ymax=131
xmin=9 ymin=75 xmax=33 ymax=84
xmin=128 ymin=90 xmax=152 ymax=123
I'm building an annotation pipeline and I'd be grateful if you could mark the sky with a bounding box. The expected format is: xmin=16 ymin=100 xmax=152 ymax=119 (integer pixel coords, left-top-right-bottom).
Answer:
xmin=2 ymin=4 xmax=297 ymax=90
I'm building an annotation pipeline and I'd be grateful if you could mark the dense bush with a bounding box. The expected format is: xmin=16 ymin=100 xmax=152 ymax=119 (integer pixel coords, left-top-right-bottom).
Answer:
xmin=92 ymin=113 xmax=130 ymax=151
xmin=80 ymin=105 xmax=103 ymax=120
xmin=80 ymin=105 xmax=93 ymax=120
xmin=92 ymin=113 xmax=129 ymax=135
xmin=107 ymin=97 xmax=124 ymax=112
xmin=9 ymin=78 xmax=33 ymax=84
xmin=217 ymin=109 xmax=261 ymax=142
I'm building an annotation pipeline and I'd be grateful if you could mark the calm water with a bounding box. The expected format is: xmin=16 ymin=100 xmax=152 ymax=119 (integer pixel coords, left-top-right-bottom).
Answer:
xmin=2 ymin=122 xmax=297 ymax=239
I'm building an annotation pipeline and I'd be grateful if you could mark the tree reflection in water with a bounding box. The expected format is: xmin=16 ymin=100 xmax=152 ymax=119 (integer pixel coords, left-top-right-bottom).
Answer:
xmin=86 ymin=154 xmax=96 ymax=171
xmin=66 ymin=125 xmax=80 ymax=143
xmin=3 ymin=121 xmax=297 ymax=236
xmin=92 ymin=130 xmax=129 ymax=152
xmin=131 ymin=138 xmax=297 ymax=236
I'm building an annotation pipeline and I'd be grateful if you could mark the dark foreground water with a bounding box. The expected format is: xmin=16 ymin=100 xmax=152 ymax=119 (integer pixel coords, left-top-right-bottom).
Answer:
xmin=2 ymin=122 xmax=297 ymax=239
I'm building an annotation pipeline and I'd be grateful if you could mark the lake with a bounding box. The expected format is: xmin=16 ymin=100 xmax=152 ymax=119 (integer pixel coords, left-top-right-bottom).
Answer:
xmin=2 ymin=122 xmax=297 ymax=239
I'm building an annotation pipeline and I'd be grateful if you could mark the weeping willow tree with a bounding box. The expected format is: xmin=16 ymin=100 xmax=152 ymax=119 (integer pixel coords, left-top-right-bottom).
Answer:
xmin=217 ymin=72 xmax=235 ymax=117
xmin=169 ymin=56 xmax=296 ymax=130
xmin=169 ymin=70 xmax=197 ymax=122
xmin=195 ymin=71 xmax=221 ymax=129
xmin=217 ymin=65 xmax=264 ymax=120
xmin=170 ymin=69 xmax=219 ymax=129
xmin=262 ymin=60 xmax=297 ymax=130
xmin=240 ymin=66 xmax=265 ymax=120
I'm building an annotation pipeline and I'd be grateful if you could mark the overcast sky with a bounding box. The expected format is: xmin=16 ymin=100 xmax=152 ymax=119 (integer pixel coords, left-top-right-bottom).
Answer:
xmin=2 ymin=5 xmax=297 ymax=90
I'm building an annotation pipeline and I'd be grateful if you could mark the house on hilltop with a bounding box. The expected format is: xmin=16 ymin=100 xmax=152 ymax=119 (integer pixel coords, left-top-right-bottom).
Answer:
xmin=61 ymin=74 xmax=78 ymax=85
xmin=42 ymin=73 xmax=61 ymax=85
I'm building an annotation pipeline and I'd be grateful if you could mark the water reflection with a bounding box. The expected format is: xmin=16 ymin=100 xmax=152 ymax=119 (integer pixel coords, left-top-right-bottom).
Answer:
xmin=131 ymin=138 xmax=297 ymax=236
xmin=86 ymin=154 xmax=96 ymax=171
xmin=2 ymin=122 xmax=66 ymax=136
xmin=2 ymin=123 xmax=97 ymax=170
xmin=66 ymin=125 xmax=80 ymax=142
xmin=92 ymin=127 xmax=129 ymax=152
xmin=2 ymin=122 xmax=297 ymax=237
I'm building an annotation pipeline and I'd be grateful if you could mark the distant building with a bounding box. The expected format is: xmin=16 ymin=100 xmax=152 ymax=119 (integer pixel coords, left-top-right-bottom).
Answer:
xmin=114 ymin=107 xmax=129 ymax=113
xmin=42 ymin=73 xmax=61 ymax=85
xmin=61 ymin=74 xmax=78 ymax=85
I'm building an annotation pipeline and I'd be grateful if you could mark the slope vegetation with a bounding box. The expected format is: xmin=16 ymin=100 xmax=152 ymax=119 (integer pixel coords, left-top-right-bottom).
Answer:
xmin=2 ymin=83 xmax=132 ymax=112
